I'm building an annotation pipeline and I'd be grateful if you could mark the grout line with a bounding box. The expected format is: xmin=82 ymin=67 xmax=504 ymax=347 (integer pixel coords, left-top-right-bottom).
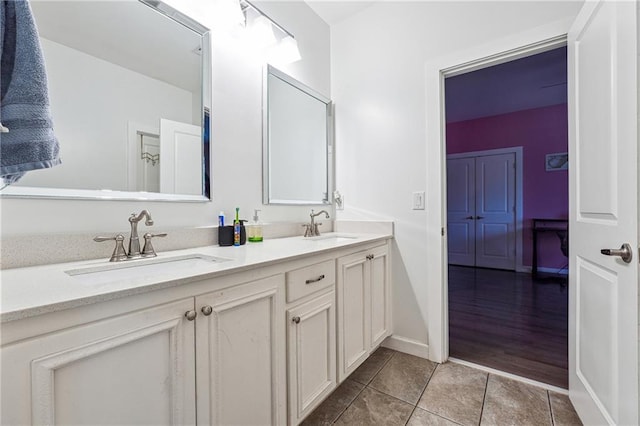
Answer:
xmin=404 ymin=405 xmax=418 ymax=426
xmin=477 ymin=372 xmax=490 ymax=426
xmin=331 ymin=381 xmax=367 ymax=424
xmin=547 ymin=391 xmax=556 ymax=426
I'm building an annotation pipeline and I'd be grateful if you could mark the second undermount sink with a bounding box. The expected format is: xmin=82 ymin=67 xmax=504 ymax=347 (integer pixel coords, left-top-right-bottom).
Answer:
xmin=305 ymin=233 xmax=359 ymax=242
xmin=65 ymin=254 xmax=230 ymax=285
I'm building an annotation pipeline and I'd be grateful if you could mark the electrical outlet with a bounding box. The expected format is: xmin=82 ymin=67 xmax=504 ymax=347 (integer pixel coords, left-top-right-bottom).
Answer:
xmin=412 ymin=191 xmax=425 ymax=210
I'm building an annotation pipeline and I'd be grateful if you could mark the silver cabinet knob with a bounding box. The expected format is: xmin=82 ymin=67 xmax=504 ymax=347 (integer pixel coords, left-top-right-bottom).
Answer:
xmin=201 ymin=305 xmax=213 ymax=316
xmin=601 ymin=243 xmax=633 ymax=263
xmin=185 ymin=310 xmax=197 ymax=321
xmin=292 ymin=316 xmax=301 ymax=324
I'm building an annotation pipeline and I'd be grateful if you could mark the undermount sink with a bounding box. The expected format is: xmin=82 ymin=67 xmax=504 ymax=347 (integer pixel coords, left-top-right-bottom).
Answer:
xmin=65 ymin=254 xmax=230 ymax=285
xmin=305 ymin=233 xmax=359 ymax=242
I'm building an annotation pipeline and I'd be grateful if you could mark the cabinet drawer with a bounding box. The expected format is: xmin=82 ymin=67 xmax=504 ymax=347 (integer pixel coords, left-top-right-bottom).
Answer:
xmin=286 ymin=260 xmax=335 ymax=303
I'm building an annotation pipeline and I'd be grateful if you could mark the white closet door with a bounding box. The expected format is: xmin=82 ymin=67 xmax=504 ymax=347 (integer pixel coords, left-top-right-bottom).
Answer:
xmin=447 ymin=158 xmax=476 ymax=266
xmin=474 ymin=153 xmax=516 ymax=270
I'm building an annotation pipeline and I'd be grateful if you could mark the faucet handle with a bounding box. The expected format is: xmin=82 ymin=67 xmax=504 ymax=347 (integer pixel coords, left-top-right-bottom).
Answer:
xmin=141 ymin=233 xmax=167 ymax=258
xmin=302 ymin=224 xmax=314 ymax=237
xmin=94 ymin=234 xmax=128 ymax=262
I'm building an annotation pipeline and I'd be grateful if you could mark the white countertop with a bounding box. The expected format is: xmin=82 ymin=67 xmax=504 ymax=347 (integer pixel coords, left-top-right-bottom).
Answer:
xmin=0 ymin=232 xmax=391 ymax=323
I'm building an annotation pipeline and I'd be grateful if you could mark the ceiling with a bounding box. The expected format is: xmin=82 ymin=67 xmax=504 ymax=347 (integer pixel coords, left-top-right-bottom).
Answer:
xmin=31 ymin=1 xmax=202 ymax=93
xmin=305 ymin=1 xmax=377 ymax=25
xmin=445 ymin=47 xmax=568 ymax=123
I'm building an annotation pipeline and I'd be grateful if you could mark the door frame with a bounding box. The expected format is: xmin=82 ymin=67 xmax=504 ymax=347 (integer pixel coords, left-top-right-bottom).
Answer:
xmin=447 ymin=147 xmax=524 ymax=272
xmin=425 ymin=19 xmax=572 ymax=363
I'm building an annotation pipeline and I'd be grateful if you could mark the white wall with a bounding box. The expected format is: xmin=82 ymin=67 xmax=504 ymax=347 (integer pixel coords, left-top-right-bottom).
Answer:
xmin=0 ymin=1 xmax=330 ymax=237
xmin=17 ymin=38 xmax=194 ymax=191
xmin=331 ymin=1 xmax=583 ymax=349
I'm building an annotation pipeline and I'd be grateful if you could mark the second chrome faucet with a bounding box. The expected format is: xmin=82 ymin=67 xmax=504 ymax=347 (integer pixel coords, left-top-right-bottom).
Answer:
xmin=303 ymin=209 xmax=330 ymax=237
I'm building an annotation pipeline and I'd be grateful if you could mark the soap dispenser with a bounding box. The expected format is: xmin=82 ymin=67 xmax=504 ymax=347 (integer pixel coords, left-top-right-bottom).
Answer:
xmin=248 ymin=209 xmax=263 ymax=242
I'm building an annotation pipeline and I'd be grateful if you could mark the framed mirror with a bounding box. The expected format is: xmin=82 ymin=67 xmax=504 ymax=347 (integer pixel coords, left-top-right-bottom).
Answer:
xmin=1 ymin=0 xmax=211 ymax=202
xmin=263 ymin=65 xmax=333 ymax=205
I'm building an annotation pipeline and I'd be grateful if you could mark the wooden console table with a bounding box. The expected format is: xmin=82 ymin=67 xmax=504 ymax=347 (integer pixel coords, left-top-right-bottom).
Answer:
xmin=532 ymin=218 xmax=568 ymax=278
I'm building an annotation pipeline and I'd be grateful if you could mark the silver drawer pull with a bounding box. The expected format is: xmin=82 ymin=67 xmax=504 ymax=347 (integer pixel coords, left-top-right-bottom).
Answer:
xmin=305 ymin=274 xmax=325 ymax=284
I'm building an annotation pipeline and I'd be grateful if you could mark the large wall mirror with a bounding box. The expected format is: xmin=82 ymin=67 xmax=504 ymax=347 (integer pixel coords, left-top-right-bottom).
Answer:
xmin=1 ymin=0 xmax=211 ymax=202
xmin=263 ymin=65 xmax=333 ymax=205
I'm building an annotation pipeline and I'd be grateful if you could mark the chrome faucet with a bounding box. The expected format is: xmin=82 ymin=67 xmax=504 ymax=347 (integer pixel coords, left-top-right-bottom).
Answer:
xmin=128 ymin=210 xmax=154 ymax=258
xmin=304 ymin=209 xmax=330 ymax=237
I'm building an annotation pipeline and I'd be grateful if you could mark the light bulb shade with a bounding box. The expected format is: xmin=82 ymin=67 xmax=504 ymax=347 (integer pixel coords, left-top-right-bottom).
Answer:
xmin=247 ymin=15 xmax=277 ymax=49
xmin=268 ymin=36 xmax=302 ymax=66
xmin=210 ymin=0 xmax=244 ymax=30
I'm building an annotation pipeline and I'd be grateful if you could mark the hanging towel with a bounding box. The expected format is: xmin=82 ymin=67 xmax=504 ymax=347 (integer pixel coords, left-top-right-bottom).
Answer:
xmin=0 ymin=0 xmax=60 ymax=185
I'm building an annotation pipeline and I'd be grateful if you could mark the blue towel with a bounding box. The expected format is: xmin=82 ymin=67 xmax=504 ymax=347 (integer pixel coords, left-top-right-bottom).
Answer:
xmin=0 ymin=0 xmax=60 ymax=185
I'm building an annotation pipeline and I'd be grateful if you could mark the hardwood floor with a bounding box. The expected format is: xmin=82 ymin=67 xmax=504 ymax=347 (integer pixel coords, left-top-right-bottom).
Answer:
xmin=448 ymin=265 xmax=568 ymax=388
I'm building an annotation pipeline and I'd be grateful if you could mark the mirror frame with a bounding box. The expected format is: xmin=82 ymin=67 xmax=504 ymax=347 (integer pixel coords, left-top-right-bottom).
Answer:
xmin=262 ymin=65 xmax=333 ymax=205
xmin=0 ymin=0 xmax=212 ymax=203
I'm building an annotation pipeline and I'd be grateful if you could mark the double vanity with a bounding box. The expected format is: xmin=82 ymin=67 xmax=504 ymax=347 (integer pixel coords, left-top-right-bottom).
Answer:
xmin=1 ymin=229 xmax=392 ymax=425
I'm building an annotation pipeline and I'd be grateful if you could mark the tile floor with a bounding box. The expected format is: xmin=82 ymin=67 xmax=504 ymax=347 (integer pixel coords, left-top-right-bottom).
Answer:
xmin=302 ymin=348 xmax=582 ymax=426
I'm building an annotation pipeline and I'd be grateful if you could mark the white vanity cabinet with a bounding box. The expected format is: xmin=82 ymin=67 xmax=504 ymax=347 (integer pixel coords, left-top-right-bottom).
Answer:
xmin=0 ymin=297 xmax=198 ymax=425
xmin=0 ymin=274 xmax=286 ymax=426
xmin=285 ymin=260 xmax=337 ymax=425
xmin=0 ymin=234 xmax=393 ymax=426
xmin=337 ymin=244 xmax=391 ymax=382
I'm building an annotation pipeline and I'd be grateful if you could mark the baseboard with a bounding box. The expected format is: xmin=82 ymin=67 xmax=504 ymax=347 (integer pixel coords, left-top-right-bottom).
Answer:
xmin=381 ymin=335 xmax=430 ymax=359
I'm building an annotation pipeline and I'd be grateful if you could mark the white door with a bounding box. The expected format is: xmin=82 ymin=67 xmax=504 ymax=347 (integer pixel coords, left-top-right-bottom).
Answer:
xmin=195 ymin=275 xmax=286 ymax=426
xmin=447 ymin=153 xmax=516 ymax=270
xmin=287 ymin=291 xmax=336 ymax=425
xmin=1 ymin=299 xmax=197 ymax=425
xmin=159 ymin=119 xmax=202 ymax=195
xmin=447 ymin=157 xmax=476 ymax=266
xmin=568 ymin=1 xmax=638 ymax=424
xmin=475 ymin=153 xmax=516 ymax=270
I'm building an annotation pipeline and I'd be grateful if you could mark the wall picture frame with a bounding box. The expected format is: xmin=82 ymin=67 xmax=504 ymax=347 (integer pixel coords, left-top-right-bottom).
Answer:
xmin=545 ymin=152 xmax=568 ymax=171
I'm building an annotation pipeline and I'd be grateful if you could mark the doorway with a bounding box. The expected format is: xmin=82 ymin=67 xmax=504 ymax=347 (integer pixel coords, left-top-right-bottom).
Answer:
xmin=444 ymin=47 xmax=569 ymax=388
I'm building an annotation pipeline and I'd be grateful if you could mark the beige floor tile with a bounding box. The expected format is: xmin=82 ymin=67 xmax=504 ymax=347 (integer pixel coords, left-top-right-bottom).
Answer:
xmin=349 ymin=347 xmax=396 ymax=385
xmin=369 ymin=352 xmax=437 ymax=404
xmin=549 ymin=392 xmax=582 ymax=426
xmin=417 ymin=362 xmax=487 ymax=426
xmin=407 ymin=407 xmax=461 ymax=426
xmin=301 ymin=379 xmax=364 ymax=426
xmin=481 ymin=375 xmax=552 ymax=426
xmin=334 ymin=387 xmax=414 ymax=426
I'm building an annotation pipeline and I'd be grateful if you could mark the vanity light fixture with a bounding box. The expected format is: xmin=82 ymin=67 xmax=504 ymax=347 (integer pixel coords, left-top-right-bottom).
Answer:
xmin=210 ymin=0 xmax=245 ymax=31
xmin=241 ymin=0 xmax=302 ymax=65
xmin=246 ymin=15 xmax=277 ymax=49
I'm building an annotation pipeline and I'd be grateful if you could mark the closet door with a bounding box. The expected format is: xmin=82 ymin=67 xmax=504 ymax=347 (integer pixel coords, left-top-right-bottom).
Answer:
xmin=446 ymin=158 xmax=476 ymax=266
xmin=474 ymin=153 xmax=516 ymax=270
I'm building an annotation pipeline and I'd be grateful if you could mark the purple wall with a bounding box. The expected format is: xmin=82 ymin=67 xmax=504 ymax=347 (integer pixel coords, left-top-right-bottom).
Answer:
xmin=446 ymin=104 xmax=568 ymax=270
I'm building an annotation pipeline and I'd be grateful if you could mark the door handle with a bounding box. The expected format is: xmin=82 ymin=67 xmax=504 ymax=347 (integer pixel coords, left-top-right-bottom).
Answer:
xmin=476 ymin=216 xmax=485 ymax=220
xmin=600 ymin=243 xmax=633 ymax=263
xmin=465 ymin=216 xmax=474 ymax=220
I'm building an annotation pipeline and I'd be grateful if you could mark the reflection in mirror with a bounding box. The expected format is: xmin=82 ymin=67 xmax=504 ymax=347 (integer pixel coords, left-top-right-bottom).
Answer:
xmin=2 ymin=0 xmax=211 ymax=201
xmin=263 ymin=65 xmax=332 ymax=205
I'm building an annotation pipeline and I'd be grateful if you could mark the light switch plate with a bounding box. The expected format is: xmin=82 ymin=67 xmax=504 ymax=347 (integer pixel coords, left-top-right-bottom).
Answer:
xmin=412 ymin=191 xmax=425 ymax=210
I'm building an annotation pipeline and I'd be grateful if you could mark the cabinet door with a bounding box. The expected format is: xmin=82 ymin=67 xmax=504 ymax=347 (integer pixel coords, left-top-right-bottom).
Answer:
xmin=195 ymin=275 xmax=286 ymax=426
xmin=337 ymin=252 xmax=370 ymax=382
xmin=370 ymin=245 xmax=391 ymax=348
xmin=1 ymin=298 xmax=196 ymax=425
xmin=288 ymin=291 xmax=336 ymax=425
